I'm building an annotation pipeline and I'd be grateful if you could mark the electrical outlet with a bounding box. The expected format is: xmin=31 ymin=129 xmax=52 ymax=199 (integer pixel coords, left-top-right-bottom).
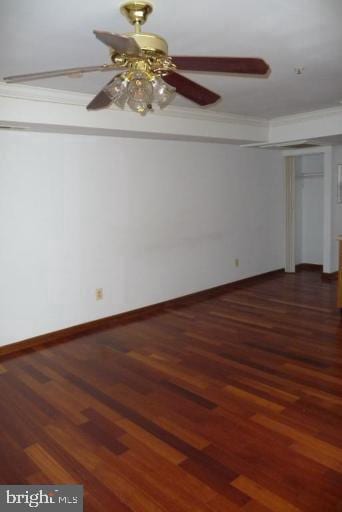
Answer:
xmin=235 ymin=258 xmax=240 ymax=268
xmin=96 ymin=288 xmax=103 ymax=301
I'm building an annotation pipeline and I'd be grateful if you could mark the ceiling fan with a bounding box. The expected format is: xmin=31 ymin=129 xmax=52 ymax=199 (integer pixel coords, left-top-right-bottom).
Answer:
xmin=3 ymin=2 xmax=270 ymax=115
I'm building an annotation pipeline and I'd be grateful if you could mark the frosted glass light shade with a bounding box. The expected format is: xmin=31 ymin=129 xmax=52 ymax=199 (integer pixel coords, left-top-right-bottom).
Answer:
xmin=127 ymin=77 xmax=154 ymax=115
xmin=104 ymin=75 xmax=128 ymax=109
xmin=153 ymin=77 xmax=176 ymax=109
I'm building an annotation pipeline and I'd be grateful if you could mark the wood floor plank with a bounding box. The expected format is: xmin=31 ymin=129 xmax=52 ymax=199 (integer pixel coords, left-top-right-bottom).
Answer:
xmin=291 ymin=442 xmax=342 ymax=473
xmin=235 ymin=376 xmax=300 ymax=403
xmin=283 ymin=362 xmax=342 ymax=386
xmin=154 ymin=416 xmax=211 ymax=450
xmin=0 ymin=428 xmax=38 ymax=484
xmin=44 ymin=422 xmax=102 ymax=471
xmin=224 ymin=385 xmax=285 ymax=413
xmin=25 ymin=443 xmax=77 ymax=483
xmin=231 ymin=475 xmax=302 ymax=512
xmin=252 ymin=413 xmax=342 ymax=464
xmin=128 ymin=351 xmax=210 ymax=389
xmin=121 ymin=433 xmax=217 ymax=504
xmin=206 ymin=494 xmax=242 ymax=511
xmin=95 ymin=461 xmax=168 ymax=512
xmin=116 ymin=418 xmax=187 ymax=464
xmin=242 ymin=501 xmax=273 ymax=512
xmin=116 ymin=447 xmax=218 ymax=512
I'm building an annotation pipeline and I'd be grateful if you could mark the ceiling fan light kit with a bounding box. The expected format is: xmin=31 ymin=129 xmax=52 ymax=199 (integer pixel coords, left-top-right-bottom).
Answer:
xmin=3 ymin=1 xmax=270 ymax=116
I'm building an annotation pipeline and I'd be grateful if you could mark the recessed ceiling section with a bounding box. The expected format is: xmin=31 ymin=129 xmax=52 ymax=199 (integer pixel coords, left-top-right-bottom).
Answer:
xmin=1 ymin=0 xmax=342 ymax=118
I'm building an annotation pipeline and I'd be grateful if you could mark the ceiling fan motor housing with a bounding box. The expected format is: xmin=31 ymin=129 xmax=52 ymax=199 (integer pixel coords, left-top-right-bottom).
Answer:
xmin=127 ymin=32 xmax=168 ymax=55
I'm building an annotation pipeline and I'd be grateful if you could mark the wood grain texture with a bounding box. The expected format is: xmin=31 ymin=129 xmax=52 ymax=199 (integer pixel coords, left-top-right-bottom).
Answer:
xmin=0 ymin=271 xmax=341 ymax=511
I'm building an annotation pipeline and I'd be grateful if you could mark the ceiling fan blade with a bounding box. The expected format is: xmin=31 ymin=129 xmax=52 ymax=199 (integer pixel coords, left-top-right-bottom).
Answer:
xmin=93 ymin=30 xmax=140 ymax=55
xmin=171 ymin=56 xmax=270 ymax=75
xmin=86 ymin=76 xmax=118 ymax=111
xmin=3 ymin=64 xmax=116 ymax=83
xmin=164 ymin=72 xmax=220 ymax=106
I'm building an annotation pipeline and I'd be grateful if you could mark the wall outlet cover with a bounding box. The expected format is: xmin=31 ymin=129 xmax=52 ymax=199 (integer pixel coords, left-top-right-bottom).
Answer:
xmin=96 ymin=288 xmax=103 ymax=301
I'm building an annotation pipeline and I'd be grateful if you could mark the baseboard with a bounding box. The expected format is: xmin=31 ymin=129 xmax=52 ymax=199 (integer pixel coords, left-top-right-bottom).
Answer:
xmin=0 ymin=268 xmax=285 ymax=358
xmin=296 ymin=263 xmax=323 ymax=272
xmin=295 ymin=264 xmax=338 ymax=281
xmin=321 ymin=271 xmax=338 ymax=281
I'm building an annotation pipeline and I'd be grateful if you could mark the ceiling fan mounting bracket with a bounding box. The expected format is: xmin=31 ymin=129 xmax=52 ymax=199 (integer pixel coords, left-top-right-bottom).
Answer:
xmin=120 ymin=2 xmax=153 ymax=27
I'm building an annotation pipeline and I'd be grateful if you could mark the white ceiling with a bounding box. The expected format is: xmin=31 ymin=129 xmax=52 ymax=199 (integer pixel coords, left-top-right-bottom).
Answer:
xmin=1 ymin=0 xmax=342 ymax=118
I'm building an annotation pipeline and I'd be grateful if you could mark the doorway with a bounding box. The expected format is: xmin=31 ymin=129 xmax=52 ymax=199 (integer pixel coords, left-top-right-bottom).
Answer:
xmin=284 ymin=147 xmax=333 ymax=274
xmin=295 ymin=154 xmax=324 ymax=271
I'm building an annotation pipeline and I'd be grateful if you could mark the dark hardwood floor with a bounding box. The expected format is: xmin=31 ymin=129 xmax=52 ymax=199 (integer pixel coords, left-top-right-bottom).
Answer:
xmin=0 ymin=270 xmax=341 ymax=511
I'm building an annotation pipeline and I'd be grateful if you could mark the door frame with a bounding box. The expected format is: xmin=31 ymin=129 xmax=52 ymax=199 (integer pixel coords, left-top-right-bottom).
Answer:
xmin=282 ymin=146 xmax=333 ymax=274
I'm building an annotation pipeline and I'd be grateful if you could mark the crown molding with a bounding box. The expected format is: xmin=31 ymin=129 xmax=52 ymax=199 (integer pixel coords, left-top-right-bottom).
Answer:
xmin=271 ymin=106 xmax=342 ymax=127
xmin=0 ymin=82 xmax=87 ymax=106
xmin=0 ymin=82 xmax=268 ymax=128
xmin=269 ymin=105 xmax=342 ymax=145
xmin=1 ymin=82 xmax=341 ymax=144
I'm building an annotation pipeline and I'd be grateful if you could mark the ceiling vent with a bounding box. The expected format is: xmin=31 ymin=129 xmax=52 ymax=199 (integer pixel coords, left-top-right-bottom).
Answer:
xmin=275 ymin=142 xmax=322 ymax=149
xmin=0 ymin=125 xmax=29 ymax=131
xmin=241 ymin=140 xmax=323 ymax=150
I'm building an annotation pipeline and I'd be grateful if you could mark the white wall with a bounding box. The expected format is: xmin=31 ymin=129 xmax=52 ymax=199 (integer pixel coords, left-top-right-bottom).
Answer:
xmin=295 ymin=154 xmax=324 ymax=265
xmin=0 ymin=131 xmax=284 ymax=346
